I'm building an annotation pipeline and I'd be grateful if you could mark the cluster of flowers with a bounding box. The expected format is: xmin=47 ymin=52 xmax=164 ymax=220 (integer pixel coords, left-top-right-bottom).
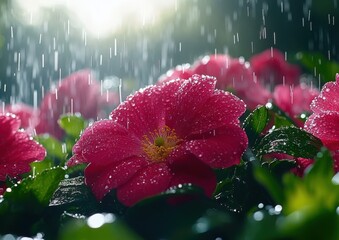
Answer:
xmin=1 ymin=49 xmax=338 ymax=207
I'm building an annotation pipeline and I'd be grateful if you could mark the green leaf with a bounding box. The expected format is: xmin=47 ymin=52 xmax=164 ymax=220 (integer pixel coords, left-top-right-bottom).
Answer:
xmin=254 ymin=166 xmax=284 ymax=204
xmin=296 ymin=52 xmax=339 ymax=84
xmin=278 ymin=148 xmax=339 ymax=239
xmin=58 ymin=114 xmax=86 ymax=139
xmin=266 ymin=103 xmax=295 ymax=128
xmin=244 ymin=105 xmax=269 ymax=135
xmin=2 ymin=167 xmax=65 ymax=207
xmin=0 ymin=168 xmax=65 ymax=234
xmin=255 ymin=126 xmax=322 ymax=159
xmin=35 ymin=134 xmax=67 ymax=160
xmin=30 ymin=158 xmax=55 ymax=175
xmin=60 ymin=214 xmax=141 ymax=240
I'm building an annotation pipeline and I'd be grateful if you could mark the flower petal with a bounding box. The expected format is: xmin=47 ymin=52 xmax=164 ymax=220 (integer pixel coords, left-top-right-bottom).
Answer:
xmin=0 ymin=114 xmax=20 ymax=143
xmin=67 ymin=119 xmax=141 ymax=167
xmin=170 ymin=155 xmax=216 ymax=197
xmin=162 ymin=75 xmax=217 ymax=137
xmin=110 ymin=85 xmax=165 ymax=139
xmin=1 ymin=131 xmax=46 ymax=166
xmin=310 ymin=80 xmax=339 ymax=114
xmin=185 ymin=90 xmax=246 ymax=135
xmin=117 ymin=163 xmax=172 ymax=206
xmin=185 ymin=125 xmax=248 ymax=168
xmin=85 ymin=156 xmax=149 ymax=200
xmin=305 ymin=112 xmax=339 ymax=148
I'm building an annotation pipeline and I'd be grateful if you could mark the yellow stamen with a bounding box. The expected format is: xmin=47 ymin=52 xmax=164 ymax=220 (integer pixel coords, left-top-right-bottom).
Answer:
xmin=142 ymin=126 xmax=181 ymax=162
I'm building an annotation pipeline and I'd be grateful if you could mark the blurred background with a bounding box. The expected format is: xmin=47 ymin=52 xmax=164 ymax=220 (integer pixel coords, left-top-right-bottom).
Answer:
xmin=0 ymin=0 xmax=338 ymax=104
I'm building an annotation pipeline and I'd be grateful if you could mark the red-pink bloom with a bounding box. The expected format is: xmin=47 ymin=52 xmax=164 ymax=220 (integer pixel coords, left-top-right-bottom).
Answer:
xmin=36 ymin=69 xmax=118 ymax=139
xmin=250 ymin=48 xmax=300 ymax=86
xmin=304 ymin=74 xmax=339 ymax=172
xmin=0 ymin=113 xmax=46 ymax=194
xmin=157 ymin=64 xmax=193 ymax=85
xmin=68 ymin=75 xmax=248 ymax=206
xmin=273 ymin=83 xmax=319 ymax=127
xmin=5 ymin=103 xmax=39 ymax=134
xmin=159 ymin=54 xmax=272 ymax=110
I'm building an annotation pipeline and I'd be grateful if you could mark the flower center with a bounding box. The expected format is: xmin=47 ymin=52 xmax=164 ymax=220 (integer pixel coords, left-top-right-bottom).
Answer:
xmin=142 ymin=126 xmax=181 ymax=162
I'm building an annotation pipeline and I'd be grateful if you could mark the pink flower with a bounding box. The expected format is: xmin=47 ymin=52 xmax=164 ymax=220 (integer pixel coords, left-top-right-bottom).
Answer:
xmin=304 ymin=74 xmax=339 ymax=172
xmin=273 ymin=83 xmax=319 ymax=126
xmin=159 ymin=54 xmax=272 ymax=110
xmin=157 ymin=64 xmax=193 ymax=85
xmin=250 ymin=48 xmax=300 ymax=86
xmin=192 ymin=55 xmax=252 ymax=90
xmin=36 ymin=69 xmax=118 ymax=139
xmin=0 ymin=113 xmax=46 ymax=194
xmin=4 ymin=103 xmax=39 ymax=134
xmin=68 ymin=75 xmax=248 ymax=206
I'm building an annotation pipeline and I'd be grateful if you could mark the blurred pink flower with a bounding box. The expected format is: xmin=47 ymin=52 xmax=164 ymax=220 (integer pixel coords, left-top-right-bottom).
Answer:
xmin=5 ymin=103 xmax=39 ymax=135
xmin=68 ymin=75 xmax=248 ymax=206
xmin=304 ymin=74 xmax=339 ymax=172
xmin=250 ymin=48 xmax=300 ymax=86
xmin=36 ymin=69 xmax=118 ymax=139
xmin=0 ymin=113 xmax=46 ymax=194
xmin=159 ymin=54 xmax=272 ymax=110
xmin=157 ymin=64 xmax=193 ymax=84
xmin=273 ymin=83 xmax=319 ymax=127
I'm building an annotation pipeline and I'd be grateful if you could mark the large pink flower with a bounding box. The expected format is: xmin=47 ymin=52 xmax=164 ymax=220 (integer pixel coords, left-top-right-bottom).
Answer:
xmin=68 ymin=75 xmax=248 ymax=206
xmin=250 ymin=48 xmax=300 ymax=86
xmin=304 ymin=74 xmax=339 ymax=172
xmin=36 ymin=69 xmax=118 ymax=139
xmin=0 ymin=113 xmax=46 ymax=194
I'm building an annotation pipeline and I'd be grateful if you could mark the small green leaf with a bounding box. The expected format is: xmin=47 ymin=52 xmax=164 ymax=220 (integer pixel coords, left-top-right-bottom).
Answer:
xmin=58 ymin=114 xmax=86 ymax=139
xmin=30 ymin=158 xmax=54 ymax=175
xmin=255 ymin=126 xmax=322 ymax=159
xmin=244 ymin=105 xmax=269 ymax=135
xmin=35 ymin=134 xmax=67 ymax=160
xmin=3 ymin=167 xmax=65 ymax=207
xmin=0 ymin=168 xmax=65 ymax=234
xmin=266 ymin=103 xmax=295 ymax=128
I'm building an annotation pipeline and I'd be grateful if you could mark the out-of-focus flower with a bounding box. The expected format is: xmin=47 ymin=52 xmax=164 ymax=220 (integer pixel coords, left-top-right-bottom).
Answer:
xmin=4 ymin=103 xmax=39 ymax=135
xmin=250 ymin=48 xmax=300 ymax=86
xmin=0 ymin=113 xmax=46 ymax=194
xmin=36 ymin=69 xmax=118 ymax=139
xmin=158 ymin=54 xmax=272 ymax=110
xmin=157 ymin=64 xmax=193 ymax=84
xmin=273 ymin=83 xmax=319 ymax=126
xmin=68 ymin=75 xmax=248 ymax=206
xmin=304 ymin=74 xmax=339 ymax=172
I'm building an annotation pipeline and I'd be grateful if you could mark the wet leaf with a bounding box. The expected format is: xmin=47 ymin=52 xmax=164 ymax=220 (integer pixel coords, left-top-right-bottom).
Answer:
xmin=35 ymin=134 xmax=67 ymax=161
xmin=58 ymin=114 xmax=87 ymax=139
xmin=0 ymin=167 xmax=65 ymax=235
xmin=244 ymin=105 xmax=269 ymax=135
xmin=255 ymin=126 xmax=322 ymax=159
